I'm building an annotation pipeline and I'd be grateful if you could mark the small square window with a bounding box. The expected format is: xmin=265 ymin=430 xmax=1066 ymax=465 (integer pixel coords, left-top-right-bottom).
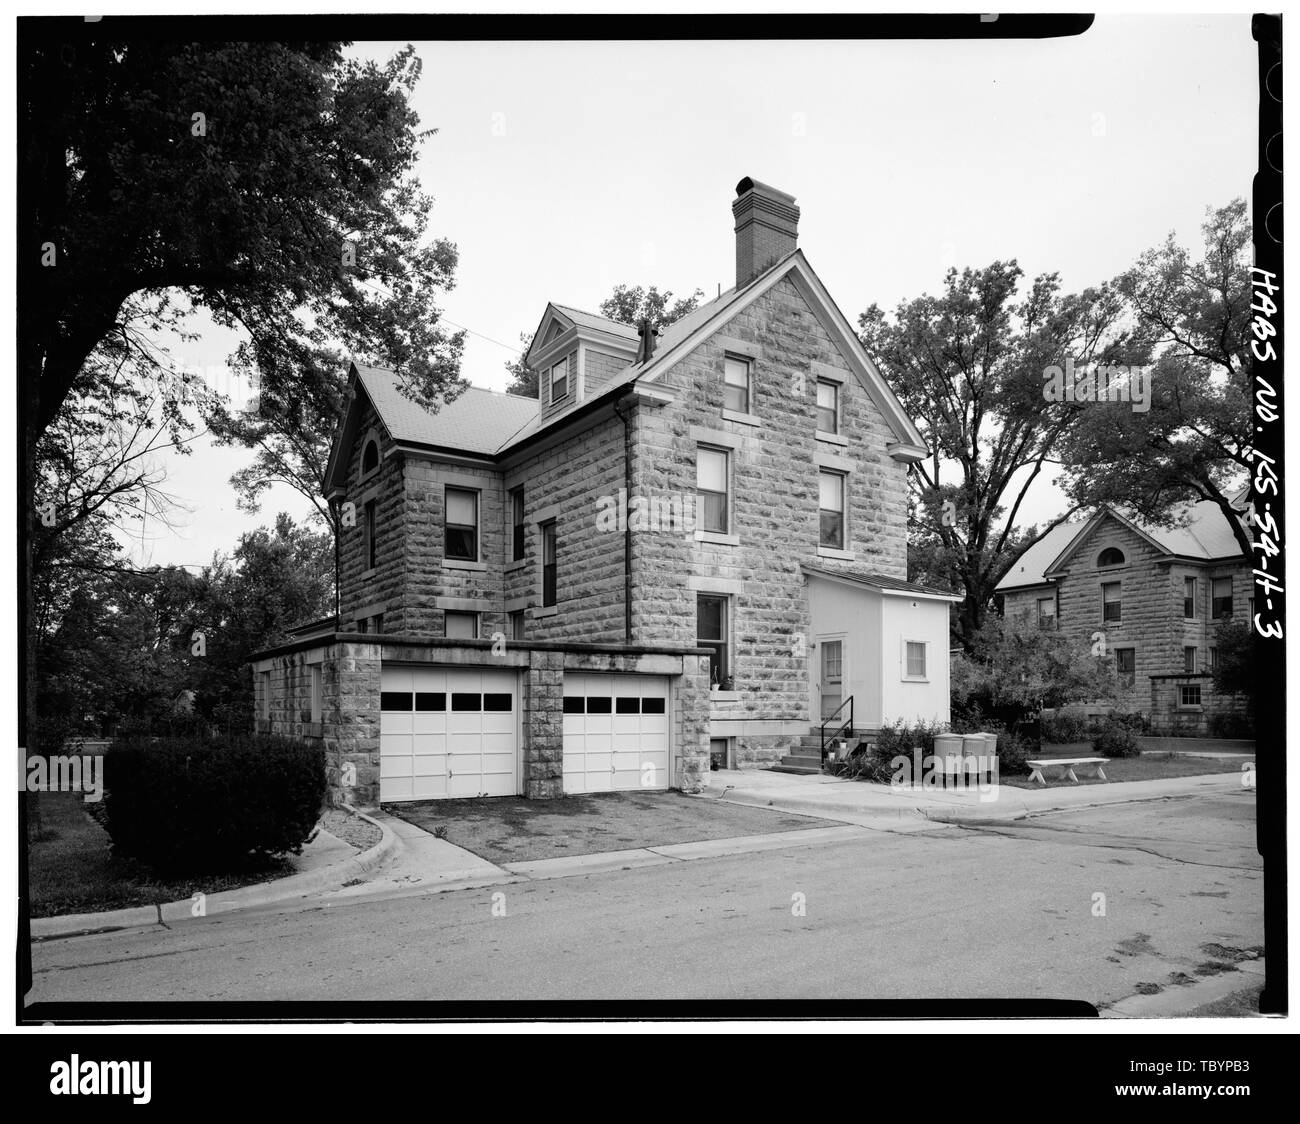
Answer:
xmin=723 ymin=355 xmax=750 ymax=413
xmin=904 ymin=641 xmax=927 ymax=680
xmin=816 ymin=380 xmax=839 ymax=434
xmin=445 ymin=611 xmax=478 ymax=639
xmin=1179 ymin=684 xmax=1202 ymax=707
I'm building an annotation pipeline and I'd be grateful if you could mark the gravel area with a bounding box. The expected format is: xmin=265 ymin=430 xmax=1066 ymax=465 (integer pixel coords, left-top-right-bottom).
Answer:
xmin=321 ymin=807 xmax=382 ymax=852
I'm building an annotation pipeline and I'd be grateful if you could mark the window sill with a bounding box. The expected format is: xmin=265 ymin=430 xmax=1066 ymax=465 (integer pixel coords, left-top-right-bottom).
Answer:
xmin=817 ymin=546 xmax=855 ymax=561
xmin=361 ymin=567 xmax=379 ymax=580
xmin=534 ymin=605 xmax=559 ymax=619
xmin=721 ymin=409 xmax=761 ymax=427
xmin=815 ymin=430 xmax=848 ymax=447
xmin=505 ymin=558 xmax=529 ymax=573
xmin=901 ymin=677 xmax=930 ymax=684
xmin=444 ymin=559 xmax=487 ymax=572
xmin=709 ymin=690 xmax=742 ymax=702
xmin=695 ymin=530 xmax=740 ymax=546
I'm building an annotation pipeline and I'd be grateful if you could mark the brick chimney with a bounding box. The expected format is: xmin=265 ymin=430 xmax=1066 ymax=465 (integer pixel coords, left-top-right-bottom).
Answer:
xmin=732 ymin=176 xmax=799 ymax=288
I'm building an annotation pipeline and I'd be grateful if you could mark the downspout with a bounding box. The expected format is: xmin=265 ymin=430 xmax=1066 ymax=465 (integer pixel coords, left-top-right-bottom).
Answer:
xmin=611 ymin=393 xmax=634 ymax=643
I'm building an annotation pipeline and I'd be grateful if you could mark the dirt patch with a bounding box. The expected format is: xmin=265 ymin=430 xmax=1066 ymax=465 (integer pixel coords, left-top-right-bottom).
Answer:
xmin=1134 ymin=982 xmax=1163 ymax=995
xmin=384 ymin=790 xmax=831 ymax=865
xmin=1114 ymin=933 xmax=1155 ymax=958
xmin=1200 ymin=942 xmax=1256 ymax=963
xmin=322 ymin=807 xmax=382 ymax=852
xmin=1195 ymin=960 xmax=1235 ymax=976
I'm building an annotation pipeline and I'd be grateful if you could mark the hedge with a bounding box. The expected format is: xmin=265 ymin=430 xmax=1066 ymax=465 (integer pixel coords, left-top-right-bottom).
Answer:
xmin=103 ymin=733 xmax=326 ymax=872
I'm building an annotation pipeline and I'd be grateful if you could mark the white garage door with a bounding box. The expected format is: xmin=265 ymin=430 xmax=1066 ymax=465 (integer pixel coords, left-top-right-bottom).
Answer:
xmin=562 ymin=674 xmax=670 ymax=794
xmin=380 ymin=666 xmax=519 ymax=801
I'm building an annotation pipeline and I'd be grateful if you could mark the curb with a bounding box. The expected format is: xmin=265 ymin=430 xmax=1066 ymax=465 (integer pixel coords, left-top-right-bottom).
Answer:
xmin=1101 ymin=958 xmax=1266 ymax=1018
xmin=31 ymin=806 xmax=398 ymax=942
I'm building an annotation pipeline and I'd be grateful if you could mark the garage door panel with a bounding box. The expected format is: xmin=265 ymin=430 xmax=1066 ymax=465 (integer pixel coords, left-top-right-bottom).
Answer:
xmin=381 ymin=666 xmax=519 ymax=802
xmin=562 ymin=672 xmax=671 ymax=794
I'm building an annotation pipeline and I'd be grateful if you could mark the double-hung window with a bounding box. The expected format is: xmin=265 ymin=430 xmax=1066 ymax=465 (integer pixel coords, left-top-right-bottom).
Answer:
xmin=1102 ymin=581 xmax=1121 ymax=622
xmin=1212 ymin=577 xmax=1233 ymax=619
xmin=904 ymin=641 xmax=927 ymax=680
xmin=723 ymin=355 xmax=750 ymax=413
xmin=541 ymin=521 xmax=557 ymax=607
xmin=1183 ymin=646 xmax=1197 ymax=673
xmin=1116 ymin=648 xmax=1136 ymax=686
xmin=697 ymin=447 xmax=730 ymax=534
xmin=819 ymin=471 xmax=845 ymax=549
xmin=445 ymin=488 xmax=479 ymax=561
xmin=816 ymin=380 xmax=839 ymax=434
xmin=510 ymin=488 xmax=526 ymax=561
xmin=1183 ymin=577 xmax=1197 ymax=619
xmin=697 ymin=595 xmax=728 ymax=686
xmin=1037 ymin=596 xmax=1056 ymax=630
xmin=550 ymin=358 xmax=568 ymax=402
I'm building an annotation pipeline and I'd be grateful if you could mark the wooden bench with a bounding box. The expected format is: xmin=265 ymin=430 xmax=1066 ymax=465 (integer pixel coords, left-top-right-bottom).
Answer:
xmin=1025 ymin=757 xmax=1110 ymax=785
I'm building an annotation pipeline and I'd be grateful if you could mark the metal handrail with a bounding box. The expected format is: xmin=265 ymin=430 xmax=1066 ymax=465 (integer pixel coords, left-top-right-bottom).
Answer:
xmin=820 ymin=695 xmax=854 ymax=760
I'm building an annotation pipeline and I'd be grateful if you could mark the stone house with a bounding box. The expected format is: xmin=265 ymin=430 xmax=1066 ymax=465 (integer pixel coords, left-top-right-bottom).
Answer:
xmin=995 ymin=499 xmax=1252 ymax=734
xmin=250 ymin=177 xmax=955 ymax=806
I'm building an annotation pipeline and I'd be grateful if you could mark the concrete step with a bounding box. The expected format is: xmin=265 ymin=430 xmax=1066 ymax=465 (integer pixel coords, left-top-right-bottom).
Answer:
xmin=778 ymin=753 xmax=823 ymax=769
xmin=769 ymin=763 xmax=823 ymax=775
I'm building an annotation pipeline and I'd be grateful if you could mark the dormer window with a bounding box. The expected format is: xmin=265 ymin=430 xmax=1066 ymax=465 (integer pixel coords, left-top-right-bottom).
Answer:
xmin=361 ymin=437 xmax=380 ymax=477
xmin=1098 ymin=547 xmax=1125 ymax=567
xmin=550 ymin=359 xmax=569 ymax=403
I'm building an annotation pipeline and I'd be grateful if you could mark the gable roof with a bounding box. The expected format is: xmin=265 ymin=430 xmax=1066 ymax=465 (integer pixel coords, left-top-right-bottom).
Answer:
xmin=326 ymin=248 xmax=930 ymax=480
xmin=994 ymin=499 xmax=1248 ymax=592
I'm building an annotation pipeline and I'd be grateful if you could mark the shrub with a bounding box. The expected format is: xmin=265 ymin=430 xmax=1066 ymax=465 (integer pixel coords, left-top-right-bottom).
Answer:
xmin=103 ymin=733 xmax=326 ymax=872
xmin=993 ymin=729 xmax=1033 ymax=776
xmin=869 ymin=719 xmax=947 ymax=766
xmin=1209 ymin=711 xmax=1255 ymax=739
xmin=1093 ymin=718 xmax=1140 ymax=758
xmin=1040 ymin=711 xmax=1093 ymax=745
xmin=824 ymin=748 xmax=894 ymax=783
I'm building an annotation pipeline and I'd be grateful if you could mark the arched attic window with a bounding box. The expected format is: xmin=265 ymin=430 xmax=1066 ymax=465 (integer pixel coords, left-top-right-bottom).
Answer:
xmin=362 ymin=438 xmax=380 ymax=476
xmin=1097 ymin=547 xmax=1125 ymax=567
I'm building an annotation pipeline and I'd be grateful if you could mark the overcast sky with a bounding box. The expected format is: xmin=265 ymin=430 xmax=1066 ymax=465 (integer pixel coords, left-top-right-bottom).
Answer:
xmin=128 ymin=14 xmax=1258 ymax=570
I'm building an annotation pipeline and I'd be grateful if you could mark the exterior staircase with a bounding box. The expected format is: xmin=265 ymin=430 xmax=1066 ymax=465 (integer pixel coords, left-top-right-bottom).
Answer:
xmin=770 ymin=728 xmax=862 ymax=775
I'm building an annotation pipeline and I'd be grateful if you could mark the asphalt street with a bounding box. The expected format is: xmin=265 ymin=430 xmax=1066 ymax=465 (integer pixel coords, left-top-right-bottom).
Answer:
xmin=27 ymin=788 xmax=1262 ymax=1009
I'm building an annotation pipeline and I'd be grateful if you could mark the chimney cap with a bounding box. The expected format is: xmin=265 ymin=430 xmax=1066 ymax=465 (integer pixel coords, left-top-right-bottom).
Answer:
xmin=735 ymin=176 xmax=797 ymax=205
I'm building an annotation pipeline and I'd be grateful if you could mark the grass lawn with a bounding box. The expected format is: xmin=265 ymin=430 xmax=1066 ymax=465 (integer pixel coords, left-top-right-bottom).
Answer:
xmin=1187 ymin=984 xmax=1265 ymax=1017
xmin=384 ymin=790 xmax=828 ymax=865
xmin=997 ymin=751 xmax=1250 ymax=790
xmin=27 ymin=792 xmax=293 ymax=918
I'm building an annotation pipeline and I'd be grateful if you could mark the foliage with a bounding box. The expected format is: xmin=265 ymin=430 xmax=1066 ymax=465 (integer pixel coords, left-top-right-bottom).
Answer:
xmin=868 ymin=719 xmax=948 ymax=766
xmin=1209 ymin=711 xmax=1255 ymax=739
xmin=859 ymin=261 xmax=1134 ymax=649
xmin=505 ymin=284 xmax=705 ymax=397
xmin=1211 ymin=618 xmax=1255 ymax=702
xmin=1039 ymin=711 xmax=1094 ymax=745
xmin=1057 ymin=200 xmax=1254 ymax=557
xmin=1093 ymin=718 xmax=1141 ymax=759
xmin=953 ymin=614 xmax=1119 ymax=722
xmin=103 ymin=733 xmax=326 ymax=871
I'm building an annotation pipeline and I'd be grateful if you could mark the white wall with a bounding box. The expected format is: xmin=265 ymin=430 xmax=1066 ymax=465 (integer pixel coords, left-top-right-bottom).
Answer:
xmin=879 ymin=595 xmax=951 ymax=726
xmin=806 ymin=577 xmax=880 ymax=726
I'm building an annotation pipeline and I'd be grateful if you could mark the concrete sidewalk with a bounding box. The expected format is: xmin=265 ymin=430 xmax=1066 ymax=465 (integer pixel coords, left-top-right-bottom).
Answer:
xmin=30 ymin=808 xmax=399 ymax=941
xmin=699 ymin=767 xmax=1248 ymax=827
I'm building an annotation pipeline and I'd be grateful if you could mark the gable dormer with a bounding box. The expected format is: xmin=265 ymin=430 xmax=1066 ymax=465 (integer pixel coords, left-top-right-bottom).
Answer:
xmin=525 ymin=303 xmax=640 ymax=421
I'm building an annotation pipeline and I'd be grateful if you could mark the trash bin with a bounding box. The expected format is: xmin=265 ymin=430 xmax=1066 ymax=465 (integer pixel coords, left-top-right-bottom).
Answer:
xmin=961 ymin=732 xmax=998 ymax=783
xmin=932 ymin=733 xmax=966 ymax=786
